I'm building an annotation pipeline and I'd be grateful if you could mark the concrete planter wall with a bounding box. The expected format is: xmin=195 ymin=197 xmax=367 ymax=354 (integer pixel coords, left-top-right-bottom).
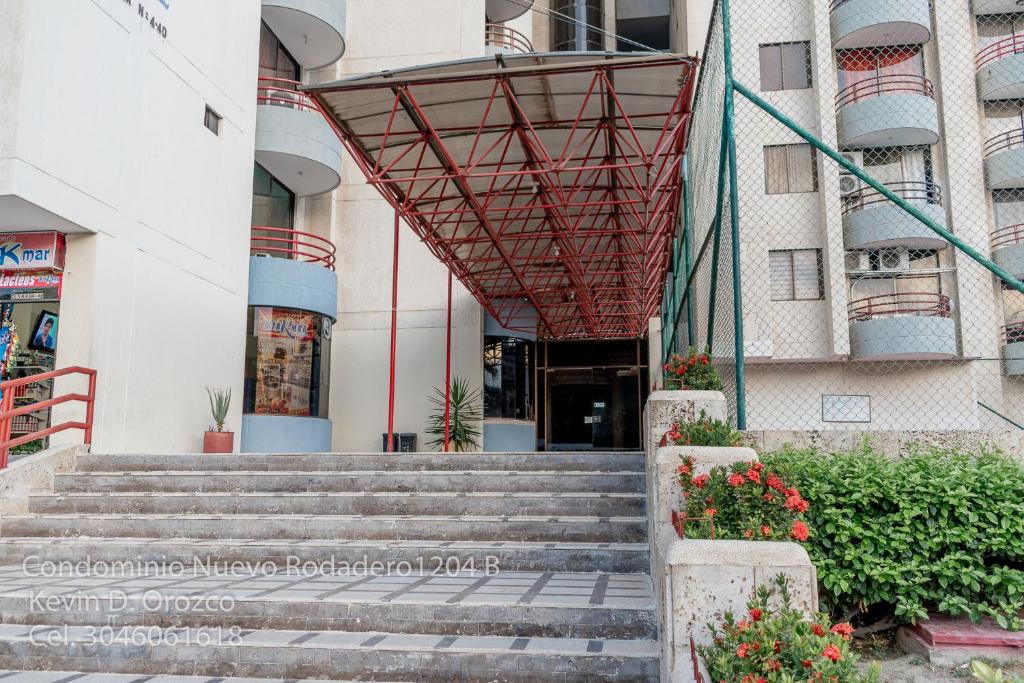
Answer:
xmin=644 ymin=391 xmax=818 ymax=682
xmin=0 ymin=445 xmax=82 ymax=525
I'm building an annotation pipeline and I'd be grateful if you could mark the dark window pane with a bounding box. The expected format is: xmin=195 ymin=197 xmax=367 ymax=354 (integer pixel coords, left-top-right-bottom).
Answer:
xmin=759 ymin=44 xmax=783 ymax=91
xmin=781 ymin=42 xmax=811 ymax=89
xmin=484 ymin=336 xmax=534 ymax=420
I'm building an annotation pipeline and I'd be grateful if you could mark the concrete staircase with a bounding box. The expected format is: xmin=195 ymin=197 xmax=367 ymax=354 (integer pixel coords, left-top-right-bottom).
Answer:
xmin=0 ymin=451 xmax=658 ymax=682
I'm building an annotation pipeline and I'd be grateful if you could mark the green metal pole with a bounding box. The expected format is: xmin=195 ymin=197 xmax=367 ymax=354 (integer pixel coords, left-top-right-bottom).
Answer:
xmin=733 ymin=79 xmax=1024 ymax=296
xmin=721 ymin=0 xmax=746 ymax=429
xmin=681 ymin=155 xmax=696 ymax=350
xmin=705 ymin=105 xmax=732 ymax=352
xmin=978 ymin=401 xmax=1024 ymax=430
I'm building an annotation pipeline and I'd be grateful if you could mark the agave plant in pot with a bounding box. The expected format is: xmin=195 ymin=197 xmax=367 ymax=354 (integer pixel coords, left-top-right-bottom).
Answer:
xmin=203 ymin=387 xmax=234 ymax=453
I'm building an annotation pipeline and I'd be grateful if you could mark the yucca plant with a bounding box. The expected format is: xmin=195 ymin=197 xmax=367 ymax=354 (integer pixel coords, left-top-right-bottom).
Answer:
xmin=206 ymin=387 xmax=231 ymax=432
xmin=425 ymin=375 xmax=483 ymax=452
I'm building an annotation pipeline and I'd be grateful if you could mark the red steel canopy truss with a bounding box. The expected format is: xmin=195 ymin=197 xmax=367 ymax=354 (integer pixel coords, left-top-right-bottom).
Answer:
xmin=309 ymin=53 xmax=698 ymax=339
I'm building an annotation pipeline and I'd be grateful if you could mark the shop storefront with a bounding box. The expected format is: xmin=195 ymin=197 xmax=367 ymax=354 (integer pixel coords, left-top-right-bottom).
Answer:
xmin=0 ymin=232 xmax=66 ymax=455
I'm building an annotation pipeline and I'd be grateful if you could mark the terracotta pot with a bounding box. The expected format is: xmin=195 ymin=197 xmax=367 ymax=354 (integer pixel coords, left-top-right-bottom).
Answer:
xmin=203 ymin=431 xmax=234 ymax=454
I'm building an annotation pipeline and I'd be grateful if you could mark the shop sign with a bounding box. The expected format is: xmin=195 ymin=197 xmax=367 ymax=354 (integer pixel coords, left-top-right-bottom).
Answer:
xmin=0 ymin=232 xmax=66 ymax=271
xmin=255 ymin=307 xmax=315 ymax=341
xmin=0 ymin=273 xmax=62 ymax=302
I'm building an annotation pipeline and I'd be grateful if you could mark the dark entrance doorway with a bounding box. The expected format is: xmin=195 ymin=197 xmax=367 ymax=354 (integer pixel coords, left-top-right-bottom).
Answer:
xmin=538 ymin=340 xmax=648 ymax=451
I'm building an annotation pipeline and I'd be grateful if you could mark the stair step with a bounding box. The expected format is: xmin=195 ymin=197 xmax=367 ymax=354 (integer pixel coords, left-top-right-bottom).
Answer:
xmin=75 ymin=452 xmax=646 ymax=473
xmin=55 ymin=471 xmax=645 ymax=494
xmin=0 ymin=568 xmax=656 ymax=639
xmin=0 ymin=538 xmax=650 ymax=573
xmin=0 ymin=623 xmax=660 ymax=682
xmin=29 ymin=492 xmax=645 ymax=517
xmin=1 ymin=514 xmax=647 ymax=543
xmin=0 ymin=671 xmax=383 ymax=683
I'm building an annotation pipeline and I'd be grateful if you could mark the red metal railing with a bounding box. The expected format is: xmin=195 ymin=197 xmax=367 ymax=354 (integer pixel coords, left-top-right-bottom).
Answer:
xmin=0 ymin=367 xmax=96 ymax=469
xmin=977 ymin=33 xmax=1024 ymax=70
xmin=841 ymin=180 xmax=942 ymax=216
xmin=984 ymin=128 xmax=1024 ymax=158
xmin=848 ymin=292 xmax=952 ymax=322
xmin=835 ymin=74 xmax=934 ymax=109
xmin=250 ymin=226 xmax=337 ymax=271
xmin=257 ymin=77 xmax=317 ymax=112
xmin=991 ymin=224 xmax=1024 ymax=250
xmin=485 ymin=23 xmax=534 ymax=53
xmin=1002 ymin=320 xmax=1024 ymax=344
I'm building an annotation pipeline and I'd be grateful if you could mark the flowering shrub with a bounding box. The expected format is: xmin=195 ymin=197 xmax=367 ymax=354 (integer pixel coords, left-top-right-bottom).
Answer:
xmin=663 ymin=348 xmax=724 ymax=391
xmin=675 ymin=456 xmax=809 ymax=542
xmin=665 ymin=411 xmax=743 ymax=447
xmin=700 ymin=575 xmax=881 ymax=683
xmin=763 ymin=446 xmax=1024 ymax=630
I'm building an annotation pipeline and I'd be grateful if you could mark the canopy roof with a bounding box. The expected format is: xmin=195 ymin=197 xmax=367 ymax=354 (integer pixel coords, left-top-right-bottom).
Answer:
xmin=308 ymin=52 xmax=698 ymax=339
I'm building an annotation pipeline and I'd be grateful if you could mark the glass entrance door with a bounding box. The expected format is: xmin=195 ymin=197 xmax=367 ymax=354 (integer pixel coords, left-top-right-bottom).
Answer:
xmin=546 ymin=367 xmax=641 ymax=450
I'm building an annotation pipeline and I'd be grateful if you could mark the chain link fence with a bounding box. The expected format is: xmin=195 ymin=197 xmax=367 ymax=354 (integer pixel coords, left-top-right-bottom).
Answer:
xmin=663 ymin=0 xmax=1024 ymax=433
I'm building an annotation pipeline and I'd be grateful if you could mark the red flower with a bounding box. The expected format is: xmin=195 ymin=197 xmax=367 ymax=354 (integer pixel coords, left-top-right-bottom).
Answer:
xmin=802 ymin=659 xmax=813 ymax=669
xmin=736 ymin=643 xmax=749 ymax=658
xmin=766 ymin=474 xmax=785 ymax=492
xmin=760 ymin=525 xmax=772 ymax=537
xmin=677 ymin=464 xmax=691 ymax=476
xmin=822 ymin=644 xmax=842 ymax=662
xmin=737 ymin=620 xmax=750 ymax=631
xmin=693 ymin=474 xmax=710 ymax=489
xmin=748 ymin=608 xmax=763 ymax=622
xmin=728 ymin=473 xmax=745 ymax=487
xmin=831 ymin=623 xmax=854 ymax=640
xmin=704 ymin=508 xmax=717 ymax=517
xmin=700 ymin=355 xmax=709 ymax=365
xmin=785 ymin=493 xmax=809 ymax=513
xmin=675 ymin=366 xmax=686 ymax=376
xmin=743 ymin=529 xmax=754 ymax=538
xmin=791 ymin=520 xmax=810 ymax=542
xmin=774 ymin=640 xmax=782 ymax=654
xmin=746 ymin=468 xmax=761 ymax=484
xmin=688 ymin=357 xmax=697 ymax=367
xmin=763 ymin=492 xmax=775 ymax=502
xmin=766 ymin=659 xmax=781 ymax=671
xmin=811 ymin=623 xmax=826 ymax=637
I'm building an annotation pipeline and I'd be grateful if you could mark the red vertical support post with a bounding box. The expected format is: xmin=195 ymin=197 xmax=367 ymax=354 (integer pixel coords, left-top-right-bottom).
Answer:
xmin=0 ymin=386 xmax=12 ymax=469
xmin=443 ymin=270 xmax=453 ymax=452
xmin=386 ymin=210 xmax=400 ymax=453
xmin=85 ymin=370 xmax=97 ymax=447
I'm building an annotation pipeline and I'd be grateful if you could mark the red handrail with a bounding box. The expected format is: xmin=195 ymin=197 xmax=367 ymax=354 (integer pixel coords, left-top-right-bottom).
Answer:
xmin=250 ymin=226 xmax=337 ymax=271
xmin=0 ymin=366 xmax=96 ymax=469
xmin=257 ymin=77 xmax=317 ymax=112
xmin=485 ymin=23 xmax=534 ymax=54
xmin=835 ymin=74 xmax=934 ymax=109
xmin=848 ymin=292 xmax=951 ymax=322
xmin=1002 ymin=320 xmax=1024 ymax=344
xmin=977 ymin=34 xmax=1024 ymax=70
xmin=841 ymin=180 xmax=942 ymax=216
xmin=991 ymin=223 xmax=1024 ymax=250
xmin=984 ymin=128 xmax=1024 ymax=157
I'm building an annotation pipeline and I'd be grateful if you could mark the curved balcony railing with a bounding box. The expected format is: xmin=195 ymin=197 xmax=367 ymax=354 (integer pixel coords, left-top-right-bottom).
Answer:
xmin=828 ymin=0 xmax=852 ymax=9
xmin=251 ymin=226 xmax=337 ymax=270
xmin=1002 ymin=320 xmax=1024 ymax=344
xmin=848 ymin=292 xmax=951 ymax=322
xmin=257 ymin=77 xmax=317 ymax=112
xmin=485 ymin=23 xmax=534 ymax=53
xmin=991 ymin=224 xmax=1024 ymax=250
xmin=841 ymin=181 xmax=942 ymax=216
xmin=835 ymin=74 xmax=934 ymax=109
xmin=977 ymin=34 xmax=1024 ymax=70
xmin=984 ymin=128 xmax=1024 ymax=158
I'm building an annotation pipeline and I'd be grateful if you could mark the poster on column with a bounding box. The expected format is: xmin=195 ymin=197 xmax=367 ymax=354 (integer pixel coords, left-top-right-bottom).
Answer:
xmin=254 ymin=307 xmax=314 ymax=416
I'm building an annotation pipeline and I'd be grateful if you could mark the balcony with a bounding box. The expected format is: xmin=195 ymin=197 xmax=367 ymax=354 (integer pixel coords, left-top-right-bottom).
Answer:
xmin=835 ymin=75 xmax=939 ymax=148
xmin=991 ymin=224 xmax=1024 ymax=278
xmin=261 ymin=0 xmax=347 ymax=69
xmin=975 ymin=0 xmax=1024 ymax=15
xmin=977 ymin=35 xmax=1024 ymax=101
xmin=487 ymin=0 xmax=533 ymax=22
xmin=829 ymin=0 xmax=932 ymax=50
xmin=485 ymin=23 xmax=534 ymax=55
xmin=985 ymin=129 xmax=1024 ymax=189
xmin=842 ymin=182 xmax=948 ymax=251
xmin=255 ymin=78 xmax=342 ymax=197
xmin=249 ymin=227 xmax=338 ymax=320
xmin=848 ymin=292 xmax=957 ymax=360
xmin=1002 ymin=321 xmax=1024 ymax=375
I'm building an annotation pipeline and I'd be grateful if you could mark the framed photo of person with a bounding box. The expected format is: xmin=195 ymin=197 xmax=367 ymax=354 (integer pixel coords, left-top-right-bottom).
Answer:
xmin=29 ymin=310 xmax=58 ymax=352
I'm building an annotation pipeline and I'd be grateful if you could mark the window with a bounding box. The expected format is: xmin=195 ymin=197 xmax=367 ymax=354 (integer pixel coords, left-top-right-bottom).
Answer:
xmin=759 ymin=42 xmax=812 ymax=91
xmin=259 ymin=21 xmax=299 ymax=81
xmin=552 ymin=0 xmax=604 ymax=51
xmin=764 ymin=144 xmax=818 ymax=194
xmin=204 ymin=106 xmax=221 ymax=135
xmin=769 ymin=249 xmax=824 ymax=301
xmin=251 ymin=164 xmax=295 ymax=257
xmin=483 ymin=336 xmax=534 ymax=421
xmin=243 ymin=307 xmax=331 ymax=418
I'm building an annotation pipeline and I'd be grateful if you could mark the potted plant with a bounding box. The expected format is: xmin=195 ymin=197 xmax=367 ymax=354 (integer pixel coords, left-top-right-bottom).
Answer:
xmin=425 ymin=375 xmax=483 ymax=452
xmin=203 ymin=387 xmax=233 ymax=453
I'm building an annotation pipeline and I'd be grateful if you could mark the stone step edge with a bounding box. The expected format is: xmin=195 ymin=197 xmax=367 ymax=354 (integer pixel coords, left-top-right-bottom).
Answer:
xmin=0 ymin=537 xmax=648 ymax=550
xmin=0 ymin=671 xmax=402 ymax=683
xmin=3 ymin=513 xmax=648 ymax=522
xmin=0 ymin=624 xmax=660 ymax=658
xmin=61 ymin=470 xmax=645 ymax=476
xmin=34 ymin=492 xmax=646 ymax=499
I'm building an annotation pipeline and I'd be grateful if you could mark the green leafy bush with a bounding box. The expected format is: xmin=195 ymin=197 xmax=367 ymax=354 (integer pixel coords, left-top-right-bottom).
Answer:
xmin=663 ymin=348 xmax=724 ymax=391
xmin=665 ymin=410 xmax=743 ymax=447
xmin=675 ymin=455 xmax=809 ymax=542
xmin=763 ymin=445 xmax=1024 ymax=630
xmin=700 ymin=574 xmax=881 ymax=683
xmin=973 ymin=661 xmax=1024 ymax=683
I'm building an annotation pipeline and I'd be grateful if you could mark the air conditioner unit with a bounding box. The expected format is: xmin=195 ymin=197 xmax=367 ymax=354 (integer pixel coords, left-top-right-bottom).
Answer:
xmin=878 ymin=248 xmax=910 ymax=272
xmin=840 ymin=152 xmax=863 ymax=196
